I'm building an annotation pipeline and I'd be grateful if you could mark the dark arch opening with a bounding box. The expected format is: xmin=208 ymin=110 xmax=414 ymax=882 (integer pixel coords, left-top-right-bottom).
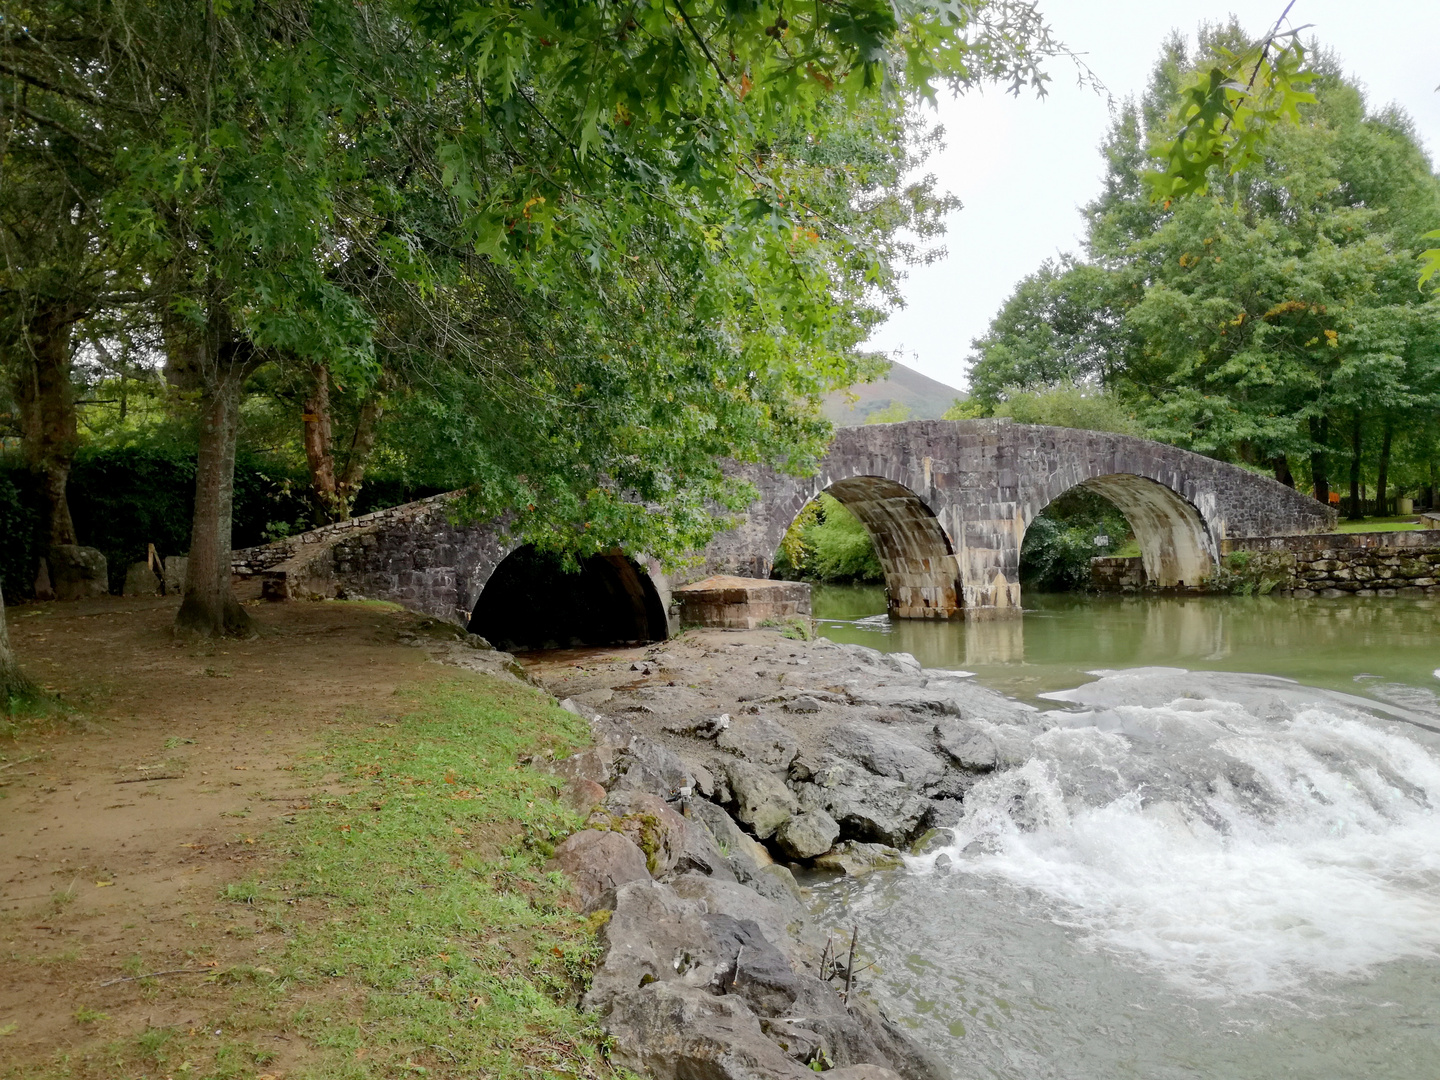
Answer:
xmin=468 ymin=546 xmax=668 ymax=652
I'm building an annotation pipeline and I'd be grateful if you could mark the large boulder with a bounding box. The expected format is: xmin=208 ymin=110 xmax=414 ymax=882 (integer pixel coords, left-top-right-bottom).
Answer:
xmin=600 ymin=980 xmax=809 ymax=1080
xmin=612 ymin=735 xmax=694 ymax=796
xmin=797 ymin=762 xmax=932 ymax=847
xmin=723 ymin=760 xmax=799 ymax=840
xmin=717 ymin=716 xmax=800 ymax=772
xmin=689 ymin=800 xmax=806 ymax=911
xmin=935 ymin=720 xmax=1033 ymax=770
xmin=775 ymin=810 xmax=840 ymax=861
xmin=551 ymin=829 xmax=651 ymax=911
xmin=162 ymin=555 xmax=188 ymax=595
xmin=604 ymin=789 xmax=688 ymax=875
xmin=825 ymin=722 xmax=947 ymax=787
xmin=50 ymin=545 xmax=108 ymax=600
xmin=123 ymin=560 xmax=160 ymax=597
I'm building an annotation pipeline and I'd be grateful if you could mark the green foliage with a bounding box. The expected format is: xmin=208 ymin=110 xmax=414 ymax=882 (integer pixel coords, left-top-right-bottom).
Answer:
xmin=1018 ymin=490 xmax=1133 ymax=592
xmin=1144 ymin=29 xmax=1316 ymax=201
xmin=773 ymin=493 xmax=884 ymax=583
xmin=3 ymin=0 xmax=1065 ymax=578
xmin=0 ymin=470 xmax=42 ymax=601
xmin=966 ymin=26 xmax=1440 ymax=502
xmin=864 ymin=402 xmax=914 ymax=424
xmin=962 ymin=383 xmax=1141 ymax=435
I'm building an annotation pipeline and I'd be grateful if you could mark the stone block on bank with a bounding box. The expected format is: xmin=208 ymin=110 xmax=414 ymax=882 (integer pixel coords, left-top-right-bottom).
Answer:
xmin=675 ymin=575 xmax=811 ymax=631
xmin=50 ymin=545 xmax=108 ymax=600
xmin=162 ymin=555 xmax=188 ymax=595
xmin=123 ymin=560 xmax=161 ymax=597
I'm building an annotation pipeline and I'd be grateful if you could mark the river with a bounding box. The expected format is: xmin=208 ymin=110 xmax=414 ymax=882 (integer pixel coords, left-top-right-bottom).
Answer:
xmin=806 ymin=586 xmax=1440 ymax=1080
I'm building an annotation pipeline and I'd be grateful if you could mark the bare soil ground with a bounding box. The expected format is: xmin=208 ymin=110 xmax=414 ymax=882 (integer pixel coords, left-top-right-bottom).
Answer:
xmin=0 ymin=593 xmax=438 ymax=1074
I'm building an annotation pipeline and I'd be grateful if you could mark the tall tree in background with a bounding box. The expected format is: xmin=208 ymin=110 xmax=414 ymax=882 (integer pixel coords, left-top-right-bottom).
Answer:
xmin=966 ymin=25 xmax=1440 ymax=505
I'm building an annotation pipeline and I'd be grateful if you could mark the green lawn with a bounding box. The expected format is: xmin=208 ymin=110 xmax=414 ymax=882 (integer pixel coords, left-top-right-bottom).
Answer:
xmin=20 ymin=674 xmax=608 ymax=1080
xmin=1332 ymin=516 xmax=1429 ymax=534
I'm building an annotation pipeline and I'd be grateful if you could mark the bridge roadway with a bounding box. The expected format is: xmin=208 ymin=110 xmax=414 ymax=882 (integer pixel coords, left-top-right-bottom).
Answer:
xmin=233 ymin=419 xmax=1335 ymax=634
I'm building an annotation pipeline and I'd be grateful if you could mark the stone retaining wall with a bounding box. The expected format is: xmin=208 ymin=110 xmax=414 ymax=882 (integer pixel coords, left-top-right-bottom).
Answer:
xmin=1093 ymin=529 xmax=1440 ymax=596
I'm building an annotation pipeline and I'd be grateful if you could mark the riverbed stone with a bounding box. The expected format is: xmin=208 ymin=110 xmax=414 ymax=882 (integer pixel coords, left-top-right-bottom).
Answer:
xmin=723 ymin=760 xmax=800 ymax=839
xmin=775 ymin=810 xmax=840 ymax=861
xmin=605 ymin=789 xmax=688 ymax=875
xmin=811 ymin=842 xmax=904 ymax=876
xmin=551 ymin=830 xmax=651 ymax=911
xmin=718 ymin=716 xmax=801 ymax=771
xmin=825 ymin=722 xmax=946 ymax=786
xmin=797 ymin=762 xmax=931 ymax=847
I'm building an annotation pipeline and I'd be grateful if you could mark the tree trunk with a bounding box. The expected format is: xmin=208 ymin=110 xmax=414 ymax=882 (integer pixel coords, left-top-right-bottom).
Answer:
xmin=303 ymin=364 xmax=382 ymax=523
xmin=165 ymin=312 xmax=262 ymax=638
xmin=1375 ymin=422 xmax=1393 ymax=517
xmin=1271 ymin=456 xmax=1294 ymax=488
xmin=12 ymin=300 xmax=80 ymax=549
xmin=1308 ymin=416 xmax=1330 ymax=504
xmin=336 ymin=396 xmax=382 ymax=515
xmin=0 ymin=581 xmax=35 ymax=708
xmin=1348 ymin=411 xmax=1363 ymax=520
xmin=302 ymin=364 xmax=340 ymax=519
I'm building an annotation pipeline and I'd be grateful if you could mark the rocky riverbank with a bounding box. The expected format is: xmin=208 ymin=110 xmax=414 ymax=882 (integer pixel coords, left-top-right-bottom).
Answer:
xmin=507 ymin=627 xmax=1052 ymax=1080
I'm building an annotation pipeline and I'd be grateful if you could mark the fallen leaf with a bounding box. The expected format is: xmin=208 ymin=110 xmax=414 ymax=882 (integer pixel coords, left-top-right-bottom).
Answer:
xmin=95 ymin=880 xmax=113 ymax=888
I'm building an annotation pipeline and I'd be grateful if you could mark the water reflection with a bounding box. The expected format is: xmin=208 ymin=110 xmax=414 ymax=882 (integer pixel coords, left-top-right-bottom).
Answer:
xmin=811 ymin=585 xmax=1440 ymax=707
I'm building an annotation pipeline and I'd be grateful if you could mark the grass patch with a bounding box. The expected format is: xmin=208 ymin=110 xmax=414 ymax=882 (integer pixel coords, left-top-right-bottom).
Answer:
xmin=14 ymin=672 xmax=612 ymax=1080
xmin=1333 ymin=516 xmax=1425 ymax=534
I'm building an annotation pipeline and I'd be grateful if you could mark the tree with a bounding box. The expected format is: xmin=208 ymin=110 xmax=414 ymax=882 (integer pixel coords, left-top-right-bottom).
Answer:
xmin=966 ymin=25 xmax=1440 ymax=505
xmin=0 ymin=582 xmax=34 ymax=710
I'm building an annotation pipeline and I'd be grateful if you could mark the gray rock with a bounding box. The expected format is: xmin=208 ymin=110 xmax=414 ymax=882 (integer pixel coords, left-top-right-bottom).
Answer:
xmin=50 ymin=545 xmax=108 ymax=600
xmin=665 ymin=713 xmax=731 ymax=739
xmin=162 ymin=554 xmax=187 ymax=595
xmin=670 ymin=872 xmax=798 ymax=961
xmin=551 ymin=830 xmax=651 ymax=911
xmin=552 ymin=745 xmax=616 ymax=787
xmin=585 ymin=880 xmax=726 ymax=1015
xmin=798 ymin=762 xmax=932 ymax=847
xmin=784 ymin=695 xmax=823 ymax=714
xmin=718 ymin=716 xmax=800 ymax=771
xmin=935 ymin=720 xmax=1032 ymax=770
xmin=604 ymin=789 xmax=688 ymax=875
xmin=880 ymin=652 xmax=922 ymax=674
xmin=812 ymin=842 xmax=904 ymax=876
xmin=673 ymin=813 xmax=738 ymax=882
xmin=825 ymin=722 xmax=946 ymax=787
xmin=123 ymin=560 xmax=160 ymax=597
xmin=723 ymin=760 xmax=800 ymax=839
xmin=613 ymin=735 xmax=694 ymax=796
xmin=845 ymin=685 xmax=963 ymax=717
xmin=690 ymin=801 xmax=807 ymax=912
xmin=692 ymin=762 xmax=717 ymax=799
xmin=703 ymin=913 xmax=805 ymax=1015
xmin=599 ymin=980 xmax=808 ymax=1080
xmin=775 ymin=810 xmax=840 ymax=861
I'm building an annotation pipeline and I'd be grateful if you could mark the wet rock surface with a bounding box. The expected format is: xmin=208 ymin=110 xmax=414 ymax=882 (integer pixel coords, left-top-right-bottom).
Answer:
xmin=526 ymin=628 xmax=1051 ymax=1080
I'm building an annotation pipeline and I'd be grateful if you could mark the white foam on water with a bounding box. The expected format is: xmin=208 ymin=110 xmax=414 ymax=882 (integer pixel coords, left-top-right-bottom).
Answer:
xmin=928 ymin=670 xmax=1440 ymax=998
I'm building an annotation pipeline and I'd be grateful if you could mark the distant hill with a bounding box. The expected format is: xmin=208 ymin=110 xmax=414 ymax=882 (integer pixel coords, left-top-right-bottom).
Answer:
xmin=822 ymin=360 xmax=966 ymax=426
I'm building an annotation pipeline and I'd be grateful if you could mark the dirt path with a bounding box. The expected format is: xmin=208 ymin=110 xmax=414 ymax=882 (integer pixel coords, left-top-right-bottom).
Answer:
xmin=0 ymin=595 xmax=435 ymax=1071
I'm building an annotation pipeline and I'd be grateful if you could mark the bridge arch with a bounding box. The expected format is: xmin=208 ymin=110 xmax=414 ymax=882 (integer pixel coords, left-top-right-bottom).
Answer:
xmin=1021 ymin=473 xmax=1217 ymax=590
xmin=779 ymin=476 xmax=962 ymax=618
xmin=467 ymin=544 xmax=668 ymax=651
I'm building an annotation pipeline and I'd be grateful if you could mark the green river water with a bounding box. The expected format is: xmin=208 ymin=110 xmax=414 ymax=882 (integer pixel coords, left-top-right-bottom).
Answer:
xmin=805 ymin=586 xmax=1440 ymax=1080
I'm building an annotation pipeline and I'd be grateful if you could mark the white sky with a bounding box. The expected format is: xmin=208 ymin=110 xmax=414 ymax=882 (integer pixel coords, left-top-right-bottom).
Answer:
xmin=864 ymin=1 xmax=1440 ymax=392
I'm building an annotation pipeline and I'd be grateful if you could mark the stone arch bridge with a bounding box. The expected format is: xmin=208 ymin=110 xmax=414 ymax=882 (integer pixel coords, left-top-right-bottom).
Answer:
xmin=233 ymin=419 xmax=1334 ymax=637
